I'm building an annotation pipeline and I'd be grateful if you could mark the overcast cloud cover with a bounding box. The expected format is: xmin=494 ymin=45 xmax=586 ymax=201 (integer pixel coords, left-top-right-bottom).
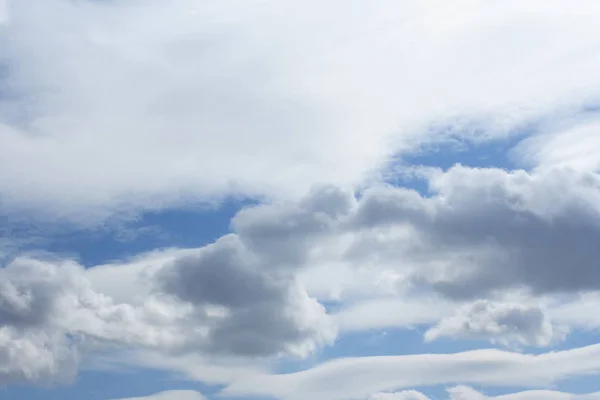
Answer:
xmin=1 ymin=0 xmax=600 ymax=399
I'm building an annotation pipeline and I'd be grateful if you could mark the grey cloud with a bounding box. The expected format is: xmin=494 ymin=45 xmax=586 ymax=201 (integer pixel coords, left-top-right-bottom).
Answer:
xmin=350 ymin=166 xmax=600 ymax=297
xmin=0 ymin=258 xmax=86 ymax=385
xmin=158 ymin=234 xmax=336 ymax=357
xmin=160 ymin=235 xmax=285 ymax=308
xmin=0 ymin=258 xmax=79 ymax=329
xmin=232 ymin=185 xmax=352 ymax=268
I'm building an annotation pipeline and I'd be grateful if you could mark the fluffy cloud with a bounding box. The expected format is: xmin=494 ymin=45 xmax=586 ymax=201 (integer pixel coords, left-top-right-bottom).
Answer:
xmin=0 ymin=250 xmax=334 ymax=383
xmin=424 ymin=300 xmax=563 ymax=347
xmin=2 ymin=0 xmax=600 ymax=223
xmin=0 ymin=258 xmax=81 ymax=385
xmin=0 ymin=190 xmax=346 ymax=384
xmin=351 ymin=166 xmax=600 ymax=297
xmin=157 ymin=234 xmax=335 ymax=358
xmin=3 ymin=164 xmax=600 ymax=385
xmin=0 ymin=328 xmax=77 ymax=386
xmin=222 ymin=343 xmax=600 ymax=400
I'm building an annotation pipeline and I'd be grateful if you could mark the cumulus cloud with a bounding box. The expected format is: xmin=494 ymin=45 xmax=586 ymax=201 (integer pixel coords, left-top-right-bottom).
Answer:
xmin=304 ymin=165 xmax=600 ymax=300
xmin=222 ymin=343 xmax=600 ymax=400
xmin=158 ymin=235 xmax=335 ymax=358
xmin=2 ymin=166 xmax=600 ymax=387
xmin=351 ymin=166 xmax=600 ymax=297
xmin=2 ymin=0 xmax=600 ymax=223
xmin=0 ymin=190 xmax=347 ymax=384
xmin=0 ymin=249 xmax=334 ymax=383
xmin=424 ymin=300 xmax=564 ymax=348
xmin=0 ymin=258 xmax=82 ymax=385
xmin=0 ymin=328 xmax=77 ymax=386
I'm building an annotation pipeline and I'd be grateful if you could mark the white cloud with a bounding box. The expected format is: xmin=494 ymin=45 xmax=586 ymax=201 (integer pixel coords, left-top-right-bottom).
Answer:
xmin=370 ymin=387 xmax=600 ymax=400
xmin=368 ymin=390 xmax=430 ymax=400
xmin=112 ymin=390 xmax=207 ymax=400
xmin=447 ymin=385 xmax=600 ymax=400
xmin=222 ymin=343 xmax=600 ymax=400
xmin=424 ymin=300 xmax=564 ymax=348
xmin=333 ymin=297 xmax=451 ymax=332
xmin=2 ymin=0 xmax=600 ymax=223
xmin=0 ymin=327 xmax=77 ymax=386
xmin=513 ymin=118 xmax=600 ymax=172
xmin=548 ymin=293 xmax=600 ymax=331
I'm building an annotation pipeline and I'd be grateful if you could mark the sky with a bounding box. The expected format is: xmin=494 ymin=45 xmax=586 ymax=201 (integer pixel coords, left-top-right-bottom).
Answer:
xmin=2 ymin=0 xmax=600 ymax=399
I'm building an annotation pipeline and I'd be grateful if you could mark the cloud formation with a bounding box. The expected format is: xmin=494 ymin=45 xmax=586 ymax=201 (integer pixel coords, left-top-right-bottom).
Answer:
xmin=3 ymin=0 xmax=600 ymax=398
xmin=3 ymin=164 xmax=600 ymax=385
xmin=2 ymin=0 xmax=600 ymax=223
xmin=424 ymin=300 xmax=563 ymax=347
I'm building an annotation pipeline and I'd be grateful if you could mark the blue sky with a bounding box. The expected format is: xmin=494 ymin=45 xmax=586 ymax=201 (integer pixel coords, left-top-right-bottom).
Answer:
xmin=2 ymin=1 xmax=600 ymax=400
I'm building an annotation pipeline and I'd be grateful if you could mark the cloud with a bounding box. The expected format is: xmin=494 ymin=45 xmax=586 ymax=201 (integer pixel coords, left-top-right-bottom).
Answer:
xmin=368 ymin=391 xmax=430 ymax=400
xmin=512 ymin=117 xmax=600 ymax=173
xmin=157 ymin=234 xmax=336 ymax=358
xmin=424 ymin=300 xmax=564 ymax=348
xmin=2 ymin=0 xmax=600 ymax=223
xmin=548 ymin=293 xmax=600 ymax=331
xmin=447 ymin=385 xmax=600 ymax=400
xmin=222 ymin=343 xmax=600 ymax=400
xmin=369 ymin=387 xmax=600 ymax=400
xmin=2 ymin=166 xmax=600 ymax=386
xmin=304 ymin=166 xmax=600 ymax=300
xmin=333 ymin=297 xmax=451 ymax=332
xmin=112 ymin=391 xmax=207 ymax=400
xmin=0 ymin=328 xmax=77 ymax=386
xmin=0 ymin=258 xmax=81 ymax=385
xmin=351 ymin=165 xmax=600 ymax=297
xmin=0 ymin=193 xmax=343 ymax=385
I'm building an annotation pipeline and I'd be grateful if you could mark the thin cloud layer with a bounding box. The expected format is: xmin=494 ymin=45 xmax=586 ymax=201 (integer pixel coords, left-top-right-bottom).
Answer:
xmin=371 ymin=386 xmax=600 ymax=400
xmin=222 ymin=343 xmax=600 ymax=400
xmin=113 ymin=391 xmax=207 ymax=400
